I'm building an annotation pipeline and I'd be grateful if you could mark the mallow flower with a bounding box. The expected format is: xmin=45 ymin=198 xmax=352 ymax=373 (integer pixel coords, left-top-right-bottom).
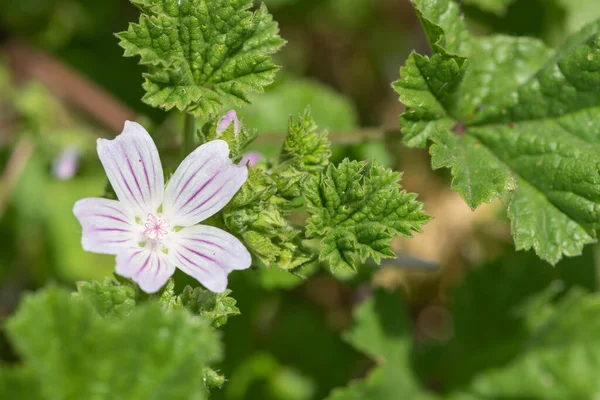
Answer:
xmin=74 ymin=121 xmax=251 ymax=293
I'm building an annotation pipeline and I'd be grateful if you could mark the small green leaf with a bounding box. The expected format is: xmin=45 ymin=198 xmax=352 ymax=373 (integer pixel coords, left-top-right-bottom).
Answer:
xmin=179 ymin=286 xmax=240 ymax=328
xmin=394 ymin=0 xmax=600 ymax=264
xmin=118 ymin=0 xmax=285 ymax=116
xmin=305 ymin=159 xmax=430 ymax=272
xmin=224 ymin=167 xmax=311 ymax=270
xmin=280 ymin=107 xmax=331 ymax=174
xmin=74 ymin=278 xmax=137 ymax=318
xmin=273 ymin=108 xmax=331 ymax=199
xmin=6 ymin=287 xmax=221 ymax=400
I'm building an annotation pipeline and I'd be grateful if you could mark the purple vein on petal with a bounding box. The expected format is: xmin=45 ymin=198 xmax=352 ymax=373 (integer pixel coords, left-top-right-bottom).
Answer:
xmin=176 ymin=252 xmax=210 ymax=274
xmin=116 ymin=163 xmax=144 ymax=211
xmin=180 ymin=171 xmax=220 ymax=209
xmin=182 ymin=245 xmax=219 ymax=264
xmin=135 ymin=145 xmax=152 ymax=202
xmin=92 ymin=214 xmax=130 ymax=224
xmin=174 ymin=158 xmax=212 ymax=204
xmin=136 ymin=252 xmax=152 ymax=278
xmin=154 ymin=255 xmax=161 ymax=277
xmin=99 ymin=239 xmax=130 ymax=244
xmin=184 ymin=238 xmax=227 ymax=252
xmin=184 ymin=181 xmax=230 ymax=217
xmin=93 ymin=227 xmax=130 ymax=232
xmin=120 ymin=143 xmax=145 ymax=204
xmin=105 ymin=206 xmax=129 ymax=219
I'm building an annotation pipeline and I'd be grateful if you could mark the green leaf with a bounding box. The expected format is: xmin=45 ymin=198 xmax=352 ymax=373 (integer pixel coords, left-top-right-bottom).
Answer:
xmin=414 ymin=248 xmax=596 ymax=391
xmin=118 ymin=0 xmax=285 ymax=116
xmin=459 ymin=290 xmax=600 ymax=399
xmin=179 ymin=286 xmax=240 ymax=328
xmin=224 ymin=166 xmax=312 ymax=271
xmin=326 ymin=291 xmax=435 ymax=400
xmin=411 ymin=247 xmax=596 ymax=397
xmin=0 ymin=367 xmax=42 ymax=400
xmin=280 ymin=107 xmax=331 ymax=174
xmin=225 ymin=352 xmax=316 ymax=400
xmin=460 ymin=0 xmax=516 ymax=15
xmin=276 ymin=108 xmax=331 ymax=198
xmin=76 ymin=277 xmax=242 ymax=327
xmin=74 ymin=278 xmax=137 ymax=318
xmin=5 ymin=287 xmax=221 ymax=400
xmin=394 ymin=0 xmax=600 ymax=264
xmin=305 ymin=160 xmax=430 ymax=272
xmin=556 ymin=0 xmax=600 ymax=38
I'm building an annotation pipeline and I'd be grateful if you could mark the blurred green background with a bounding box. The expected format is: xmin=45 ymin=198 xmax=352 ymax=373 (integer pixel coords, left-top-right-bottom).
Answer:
xmin=2 ymin=1 xmax=600 ymax=399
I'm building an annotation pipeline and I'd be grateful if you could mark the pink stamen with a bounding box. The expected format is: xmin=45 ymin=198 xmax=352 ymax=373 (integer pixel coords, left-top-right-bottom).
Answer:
xmin=142 ymin=213 xmax=171 ymax=241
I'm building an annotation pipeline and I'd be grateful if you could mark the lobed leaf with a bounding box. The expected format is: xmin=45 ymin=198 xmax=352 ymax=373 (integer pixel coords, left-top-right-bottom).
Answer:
xmin=275 ymin=107 xmax=331 ymax=198
xmin=394 ymin=0 xmax=600 ymax=263
xmin=118 ymin=0 xmax=285 ymax=116
xmin=179 ymin=285 xmax=240 ymax=328
xmin=305 ymin=159 xmax=430 ymax=272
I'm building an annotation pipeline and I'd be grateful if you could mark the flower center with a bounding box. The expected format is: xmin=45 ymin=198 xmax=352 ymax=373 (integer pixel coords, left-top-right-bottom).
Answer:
xmin=142 ymin=213 xmax=170 ymax=241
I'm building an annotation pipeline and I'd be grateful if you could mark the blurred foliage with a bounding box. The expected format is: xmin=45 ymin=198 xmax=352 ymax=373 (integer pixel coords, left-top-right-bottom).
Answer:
xmin=2 ymin=0 xmax=600 ymax=400
xmin=326 ymin=290 xmax=432 ymax=400
xmin=327 ymin=248 xmax=599 ymax=399
xmin=462 ymin=0 xmax=600 ymax=45
xmin=1 ymin=286 xmax=222 ymax=400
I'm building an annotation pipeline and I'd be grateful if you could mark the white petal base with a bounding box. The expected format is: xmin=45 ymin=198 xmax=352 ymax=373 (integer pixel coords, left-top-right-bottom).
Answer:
xmin=116 ymin=247 xmax=175 ymax=293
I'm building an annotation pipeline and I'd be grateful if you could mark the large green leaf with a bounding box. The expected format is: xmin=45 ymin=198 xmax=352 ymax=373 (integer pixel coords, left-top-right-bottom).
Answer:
xmin=118 ymin=0 xmax=285 ymax=116
xmin=305 ymin=159 xmax=430 ymax=272
xmin=4 ymin=287 xmax=221 ymax=400
xmin=394 ymin=0 xmax=600 ymax=264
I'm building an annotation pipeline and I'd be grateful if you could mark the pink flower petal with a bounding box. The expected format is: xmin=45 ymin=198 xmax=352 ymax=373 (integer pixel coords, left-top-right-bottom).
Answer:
xmin=239 ymin=152 xmax=262 ymax=167
xmin=97 ymin=121 xmax=164 ymax=217
xmin=217 ymin=110 xmax=240 ymax=136
xmin=169 ymin=224 xmax=252 ymax=292
xmin=73 ymin=198 xmax=138 ymax=255
xmin=116 ymin=247 xmax=174 ymax=293
xmin=162 ymin=140 xmax=248 ymax=227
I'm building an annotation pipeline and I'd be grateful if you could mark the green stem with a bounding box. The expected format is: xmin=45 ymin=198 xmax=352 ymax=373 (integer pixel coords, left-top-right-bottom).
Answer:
xmin=182 ymin=113 xmax=196 ymax=157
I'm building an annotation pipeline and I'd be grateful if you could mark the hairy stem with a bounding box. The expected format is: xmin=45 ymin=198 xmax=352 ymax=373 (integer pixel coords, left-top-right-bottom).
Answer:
xmin=182 ymin=113 xmax=196 ymax=157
